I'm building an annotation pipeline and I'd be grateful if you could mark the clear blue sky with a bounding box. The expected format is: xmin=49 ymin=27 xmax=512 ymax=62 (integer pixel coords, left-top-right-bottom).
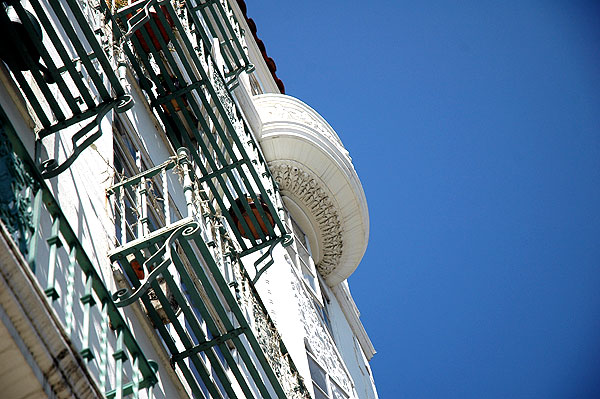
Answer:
xmin=250 ymin=2 xmax=600 ymax=398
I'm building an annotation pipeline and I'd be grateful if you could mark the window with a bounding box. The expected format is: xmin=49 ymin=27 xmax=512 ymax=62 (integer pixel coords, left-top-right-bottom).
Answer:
xmin=285 ymin=213 xmax=335 ymax=337
xmin=288 ymin=216 xmax=318 ymax=294
xmin=316 ymin=281 xmax=332 ymax=335
xmin=308 ymin=353 xmax=328 ymax=398
xmin=306 ymin=347 xmax=349 ymax=399
xmin=113 ymin=124 xmax=142 ymax=244
xmin=112 ymin=117 xmax=179 ymax=244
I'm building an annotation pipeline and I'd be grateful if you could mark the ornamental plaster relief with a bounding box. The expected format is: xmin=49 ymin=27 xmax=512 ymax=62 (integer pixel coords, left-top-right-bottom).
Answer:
xmin=290 ymin=275 xmax=354 ymax=395
xmin=254 ymin=93 xmax=369 ymax=285
xmin=269 ymin=161 xmax=344 ymax=278
xmin=258 ymin=101 xmax=351 ymax=161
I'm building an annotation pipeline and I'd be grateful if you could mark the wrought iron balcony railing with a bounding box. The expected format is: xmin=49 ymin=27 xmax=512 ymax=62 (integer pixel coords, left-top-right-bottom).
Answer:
xmin=187 ymin=0 xmax=253 ymax=86
xmin=103 ymin=0 xmax=252 ymax=84
xmin=107 ymin=180 xmax=311 ymax=398
xmin=0 ymin=0 xmax=132 ymax=178
xmin=107 ymin=148 xmax=191 ymax=246
xmin=102 ymin=0 xmax=288 ymax=255
xmin=0 ymin=110 xmax=158 ymax=398
xmin=105 ymin=144 xmax=310 ymax=397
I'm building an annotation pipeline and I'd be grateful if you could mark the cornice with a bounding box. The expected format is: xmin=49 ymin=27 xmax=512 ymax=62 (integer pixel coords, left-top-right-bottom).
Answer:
xmin=254 ymin=94 xmax=369 ymax=286
xmin=256 ymin=99 xmax=345 ymax=149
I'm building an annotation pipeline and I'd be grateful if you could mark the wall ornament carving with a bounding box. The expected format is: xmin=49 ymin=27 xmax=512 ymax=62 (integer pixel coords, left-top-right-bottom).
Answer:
xmin=254 ymin=93 xmax=370 ymax=285
xmin=257 ymin=101 xmax=351 ymax=161
xmin=269 ymin=161 xmax=343 ymax=278
xmin=290 ymin=275 xmax=353 ymax=394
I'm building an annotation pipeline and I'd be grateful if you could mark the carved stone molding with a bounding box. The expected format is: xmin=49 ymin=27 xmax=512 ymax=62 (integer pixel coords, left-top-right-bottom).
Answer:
xmin=257 ymin=101 xmax=348 ymax=157
xmin=269 ymin=161 xmax=343 ymax=277
xmin=254 ymin=94 xmax=369 ymax=286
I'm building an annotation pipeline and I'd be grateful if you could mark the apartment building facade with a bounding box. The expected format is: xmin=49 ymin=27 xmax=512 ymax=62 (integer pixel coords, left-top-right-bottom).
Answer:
xmin=0 ymin=0 xmax=378 ymax=398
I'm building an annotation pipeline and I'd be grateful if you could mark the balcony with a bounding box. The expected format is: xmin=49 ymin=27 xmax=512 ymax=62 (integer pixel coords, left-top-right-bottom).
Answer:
xmin=102 ymin=0 xmax=288 ymax=255
xmin=106 ymin=149 xmax=311 ymax=398
xmin=188 ymin=0 xmax=254 ymax=85
xmin=0 ymin=0 xmax=132 ymax=178
xmin=0 ymin=109 xmax=157 ymax=398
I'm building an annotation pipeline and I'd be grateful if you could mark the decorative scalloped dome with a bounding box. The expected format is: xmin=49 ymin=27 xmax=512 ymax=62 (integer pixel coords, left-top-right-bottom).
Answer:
xmin=254 ymin=94 xmax=369 ymax=286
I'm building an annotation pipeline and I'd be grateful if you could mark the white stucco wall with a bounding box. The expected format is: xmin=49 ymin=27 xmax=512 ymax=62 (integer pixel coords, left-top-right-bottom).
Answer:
xmin=250 ymin=244 xmax=379 ymax=399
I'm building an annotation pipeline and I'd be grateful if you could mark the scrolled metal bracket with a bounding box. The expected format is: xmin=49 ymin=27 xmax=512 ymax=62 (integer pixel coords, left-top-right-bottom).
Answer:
xmin=37 ymin=95 xmax=133 ymax=179
xmin=123 ymin=0 xmax=163 ymax=41
xmin=251 ymin=234 xmax=292 ymax=284
xmin=112 ymin=221 xmax=199 ymax=307
xmin=225 ymin=64 xmax=255 ymax=91
xmin=281 ymin=233 xmax=293 ymax=247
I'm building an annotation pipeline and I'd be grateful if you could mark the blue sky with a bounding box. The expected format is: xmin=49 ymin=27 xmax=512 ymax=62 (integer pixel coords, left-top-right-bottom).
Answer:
xmin=250 ymin=2 xmax=600 ymax=398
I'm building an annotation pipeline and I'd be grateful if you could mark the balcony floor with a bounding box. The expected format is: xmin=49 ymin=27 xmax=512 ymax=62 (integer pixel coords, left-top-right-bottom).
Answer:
xmin=0 ymin=224 xmax=104 ymax=399
xmin=0 ymin=319 xmax=46 ymax=399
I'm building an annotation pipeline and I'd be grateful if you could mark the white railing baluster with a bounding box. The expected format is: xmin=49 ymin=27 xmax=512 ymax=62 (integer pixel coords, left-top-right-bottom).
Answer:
xmin=64 ymin=246 xmax=77 ymax=335
xmin=45 ymin=215 xmax=61 ymax=301
xmin=162 ymin=168 xmax=170 ymax=225
xmin=119 ymin=188 xmax=126 ymax=244
xmin=140 ymin=175 xmax=148 ymax=235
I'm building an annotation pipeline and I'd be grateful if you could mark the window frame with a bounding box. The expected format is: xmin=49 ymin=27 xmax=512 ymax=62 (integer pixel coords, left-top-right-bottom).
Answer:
xmin=306 ymin=346 xmax=349 ymax=399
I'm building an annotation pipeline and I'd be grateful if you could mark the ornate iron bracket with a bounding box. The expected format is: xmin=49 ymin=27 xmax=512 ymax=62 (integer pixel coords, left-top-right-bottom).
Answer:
xmin=225 ymin=63 xmax=255 ymax=91
xmin=112 ymin=221 xmax=199 ymax=307
xmin=37 ymin=95 xmax=133 ymax=179
xmin=251 ymin=234 xmax=292 ymax=284
xmin=123 ymin=0 xmax=163 ymax=41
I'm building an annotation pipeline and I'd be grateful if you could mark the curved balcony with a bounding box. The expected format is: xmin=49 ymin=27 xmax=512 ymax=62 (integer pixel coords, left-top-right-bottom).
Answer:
xmin=254 ymin=94 xmax=369 ymax=286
